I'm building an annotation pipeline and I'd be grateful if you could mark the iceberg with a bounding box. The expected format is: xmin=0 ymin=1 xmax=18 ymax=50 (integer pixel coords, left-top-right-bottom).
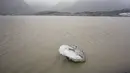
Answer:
xmin=59 ymin=45 xmax=86 ymax=62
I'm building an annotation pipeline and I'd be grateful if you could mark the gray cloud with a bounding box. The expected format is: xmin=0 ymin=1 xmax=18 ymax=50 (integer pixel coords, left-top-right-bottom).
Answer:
xmin=63 ymin=0 xmax=130 ymax=12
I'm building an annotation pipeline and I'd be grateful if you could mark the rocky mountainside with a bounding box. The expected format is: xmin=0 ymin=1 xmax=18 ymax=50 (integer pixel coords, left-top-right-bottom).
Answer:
xmin=0 ymin=0 xmax=32 ymax=15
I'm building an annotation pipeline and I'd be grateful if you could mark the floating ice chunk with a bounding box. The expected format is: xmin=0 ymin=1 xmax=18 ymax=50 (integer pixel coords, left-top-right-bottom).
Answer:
xmin=59 ymin=45 xmax=86 ymax=62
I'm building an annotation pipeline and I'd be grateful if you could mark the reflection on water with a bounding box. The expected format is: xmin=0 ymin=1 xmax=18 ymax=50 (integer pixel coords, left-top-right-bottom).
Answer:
xmin=0 ymin=16 xmax=130 ymax=73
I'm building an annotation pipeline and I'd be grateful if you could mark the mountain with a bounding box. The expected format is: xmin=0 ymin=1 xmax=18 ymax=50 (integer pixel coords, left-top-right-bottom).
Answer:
xmin=35 ymin=11 xmax=71 ymax=16
xmin=66 ymin=0 xmax=130 ymax=12
xmin=0 ymin=0 xmax=32 ymax=15
xmin=35 ymin=8 xmax=130 ymax=16
xmin=74 ymin=9 xmax=130 ymax=16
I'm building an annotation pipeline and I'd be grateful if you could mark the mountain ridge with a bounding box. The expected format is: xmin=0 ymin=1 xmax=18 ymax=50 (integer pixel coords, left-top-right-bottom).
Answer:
xmin=0 ymin=0 xmax=32 ymax=15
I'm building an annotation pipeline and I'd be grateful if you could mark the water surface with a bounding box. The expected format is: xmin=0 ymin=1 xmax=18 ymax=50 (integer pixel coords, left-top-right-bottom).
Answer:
xmin=0 ymin=16 xmax=130 ymax=73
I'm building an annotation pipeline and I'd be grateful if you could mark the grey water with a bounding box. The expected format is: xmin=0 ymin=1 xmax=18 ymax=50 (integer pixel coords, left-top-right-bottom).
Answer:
xmin=0 ymin=16 xmax=130 ymax=73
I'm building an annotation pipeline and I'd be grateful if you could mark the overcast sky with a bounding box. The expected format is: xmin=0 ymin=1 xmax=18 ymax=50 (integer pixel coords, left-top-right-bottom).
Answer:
xmin=25 ymin=0 xmax=77 ymax=5
xmin=25 ymin=0 xmax=130 ymax=5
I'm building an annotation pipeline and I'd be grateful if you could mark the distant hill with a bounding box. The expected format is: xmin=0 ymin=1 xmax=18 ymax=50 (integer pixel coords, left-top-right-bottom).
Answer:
xmin=75 ymin=9 xmax=130 ymax=16
xmin=0 ymin=0 xmax=32 ymax=15
xmin=35 ymin=11 xmax=71 ymax=16
xmin=35 ymin=9 xmax=130 ymax=16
